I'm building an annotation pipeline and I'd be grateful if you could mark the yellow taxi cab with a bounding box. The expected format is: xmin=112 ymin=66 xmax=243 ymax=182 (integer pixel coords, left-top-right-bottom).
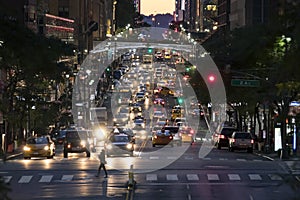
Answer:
xmin=179 ymin=127 xmax=195 ymax=144
xmin=23 ymin=135 xmax=55 ymax=159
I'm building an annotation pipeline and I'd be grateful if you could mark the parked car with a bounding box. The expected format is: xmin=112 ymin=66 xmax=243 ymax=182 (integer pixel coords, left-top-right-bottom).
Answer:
xmin=212 ymin=126 xmax=238 ymax=149
xmin=105 ymin=133 xmax=134 ymax=157
xmin=63 ymin=129 xmax=92 ymax=158
xmin=23 ymin=135 xmax=55 ymax=159
xmin=228 ymin=132 xmax=254 ymax=153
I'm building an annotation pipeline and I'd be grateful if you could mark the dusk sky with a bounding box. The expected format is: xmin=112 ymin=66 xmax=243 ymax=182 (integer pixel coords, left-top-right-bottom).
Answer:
xmin=140 ymin=0 xmax=175 ymax=16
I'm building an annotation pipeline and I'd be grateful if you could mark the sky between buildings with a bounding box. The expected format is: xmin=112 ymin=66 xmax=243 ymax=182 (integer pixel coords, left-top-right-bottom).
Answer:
xmin=140 ymin=0 xmax=175 ymax=16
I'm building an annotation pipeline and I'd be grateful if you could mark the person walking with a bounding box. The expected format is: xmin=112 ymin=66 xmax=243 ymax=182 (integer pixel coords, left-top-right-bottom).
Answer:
xmin=96 ymin=149 xmax=108 ymax=178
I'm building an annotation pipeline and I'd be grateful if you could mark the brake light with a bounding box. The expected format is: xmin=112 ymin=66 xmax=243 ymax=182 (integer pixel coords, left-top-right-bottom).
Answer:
xmin=169 ymin=136 xmax=173 ymax=139
xmin=219 ymin=135 xmax=225 ymax=139
xmin=179 ymin=133 xmax=182 ymax=137
xmin=251 ymin=139 xmax=254 ymax=144
xmin=188 ymin=134 xmax=192 ymax=137
xmin=190 ymin=129 xmax=194 ymax=134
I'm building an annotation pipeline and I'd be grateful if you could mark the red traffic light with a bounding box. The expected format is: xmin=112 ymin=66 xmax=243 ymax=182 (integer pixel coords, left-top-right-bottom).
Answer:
xmin=208 ymin=75 xmax=216 ymax=82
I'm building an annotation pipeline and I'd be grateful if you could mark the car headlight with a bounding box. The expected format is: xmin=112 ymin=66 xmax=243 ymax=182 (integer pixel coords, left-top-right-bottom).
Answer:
xmin=44 ymin=146 xmax=50 ymax=151
xmin=80 ymin=140 xmax=86 ymax=147
xmin=106 ymin=144 xmax=112 ymax=150
xmin=23 ymin=146 xmax=31 ymax=151
xmin=126 ymin=143 xmax=133 ymax=149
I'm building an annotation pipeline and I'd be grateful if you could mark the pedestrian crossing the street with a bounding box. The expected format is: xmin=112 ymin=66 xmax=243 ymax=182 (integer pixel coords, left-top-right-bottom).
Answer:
xmin=1 ymin=172 xmax=284 ymax=185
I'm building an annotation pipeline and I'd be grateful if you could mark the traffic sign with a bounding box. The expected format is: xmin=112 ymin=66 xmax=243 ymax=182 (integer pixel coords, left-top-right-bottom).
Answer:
xmin=231 ymin=79 xmax=260 ymax=87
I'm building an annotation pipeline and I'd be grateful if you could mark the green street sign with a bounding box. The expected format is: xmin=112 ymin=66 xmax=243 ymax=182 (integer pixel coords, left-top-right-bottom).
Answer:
xmin=231 ymin=79 xmax=260 ymax=87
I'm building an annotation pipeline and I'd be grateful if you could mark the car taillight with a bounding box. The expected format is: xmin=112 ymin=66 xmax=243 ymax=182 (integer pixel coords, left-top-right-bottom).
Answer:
xmin=219 ymin=135 xmax=225 ymax=139
xmin=251 ymin=139 xmax=254 ymax=144
xmin=162 ymin=102 xmax=165 ymax=104
xmin=179 ymin=133 xmax=182 ymax=137
xmin=169 ymin=136 xmax=173 ymax=139
xmin=188 ymin=134 xmax=192 ymax=137
xmin=190 ymin=130 xmax=194 ymax=134
xmin=154 ymin=135 xmax=157 ymax=139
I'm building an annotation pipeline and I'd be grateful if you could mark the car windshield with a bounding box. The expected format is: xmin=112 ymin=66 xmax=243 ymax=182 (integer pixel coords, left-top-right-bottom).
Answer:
xmin=27 ymin=137 xmax=49 ymax=144
xmin=156 ymin=130 xmax=170 ymax=136
xmin=111 ymin=135 xmax=130 ymax=142
xmin=221 ymin=128 xmax=237 ymax=136
xmin=235 ymin=132 xmax=252 ymax=139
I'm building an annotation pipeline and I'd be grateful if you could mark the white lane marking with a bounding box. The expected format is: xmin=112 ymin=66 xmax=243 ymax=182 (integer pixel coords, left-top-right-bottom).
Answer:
xmin=236 ymin=159 xmax=246 ymax=162
xmin=268 ymin=174 xmax=283 ymax=181
xmin=219 ymin=158 xmax=228 ymax=161
xmin=248 ymin=174 xmax=262 ymax=180
xmin=166 ymin=174 xmax=178 ymax=181
xmin=149 ymin=156 xmax=159 ymax=160
xmin=228 ymin=174 xmax=241 ymax=181
xmin=3 ymin=176 xmax=12 ymax=183
xmin=207 ymin=174 xmax=219 ymax=181
xmin=39 ymin=175 xmax=53 ymax=183
xmin=146 ymin=174 xmax=157 ymax=181
xmin=253 ymin=159 xmax=263 ymax=162
xmin=167 ymin=156 xmax=177 ymax=159
xmin=61 ymin=175 xmax=74 ymax=181
xmin=18 ymin=176 xmax=33 ymax=183
xmin=188 ymin=194 xmax=192 ymax=200
xmin=187 ymin=174 xmax=199 ymax=181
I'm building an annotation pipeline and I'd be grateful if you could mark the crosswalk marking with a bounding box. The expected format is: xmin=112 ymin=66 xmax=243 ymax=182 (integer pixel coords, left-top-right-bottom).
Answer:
xmin=249 ymin=174 xmax=262 ymax=180
xmin=18 ymin=176 xmax=33 ymax=183
xmin=268 ymin=174 xmax=283 ymax=181
xmin=167 ymin=156 xmax=177 ymax=160
xmin=3 ymin=176 xmax=12 ymax=183
xmin=236 ymin=159 xmax=247 ymax=162
xmin=149 ymin=156 xmax=159 ymax=160
xmin=61 ymin=175 xmax=73 ymax=181
xmin=3 ymin=173 xmax=285 ymax=184
xmin=166 ymin=174 xmax=178 ymax=181
xmin=207 ymin=174 xmax=219 ymax=181
xmin=39 ymin=175 xmax=53 ymax=183
xmin=228 ymin=174 xmax=241 ymax=181
xmin=146 ymin=174 xmax=157 ymax=181
xmin=186 ymin=174 xmax=199 ymax=181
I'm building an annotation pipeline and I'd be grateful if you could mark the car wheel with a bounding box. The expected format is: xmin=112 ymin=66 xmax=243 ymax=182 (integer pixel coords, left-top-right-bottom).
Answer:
xmin=86 ymin=151 xmax=91 ymax=157
xmin=247 ymin=148 xmax=253 ymax=153
xmin=152 ymin=144 xmax=155 ymax=147
xmin=217 ymin=143 xmax=221 ymax=149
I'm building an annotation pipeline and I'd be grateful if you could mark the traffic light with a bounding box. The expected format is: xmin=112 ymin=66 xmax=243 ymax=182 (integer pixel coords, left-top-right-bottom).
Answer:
xmin=148 ymin=48 xmax=153 ymax=53
xmin=185 ymin=66 xmax=190 ymax=72
xmin=178 ymin=98 xmax=184 ymax=104
xmin=208 ymin=75 xmax=216 ymax=83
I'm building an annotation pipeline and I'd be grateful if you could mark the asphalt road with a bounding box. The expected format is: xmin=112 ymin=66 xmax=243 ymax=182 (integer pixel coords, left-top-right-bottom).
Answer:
xmin=1 ymin=141 xmax=298 ymax=200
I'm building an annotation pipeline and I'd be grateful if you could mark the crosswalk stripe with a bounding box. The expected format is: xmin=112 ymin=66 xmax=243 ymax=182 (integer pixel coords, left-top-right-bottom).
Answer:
xmin=236 ymin=159 xmax=247 ymax=162
xmin=166 ymin=174 xmax=178 ymax=181
xmin=207 ymin=174 xmax=219 ymax=181
xmin=39 ymin=175 xmax=53 ymax=183
xmin=248 ymin=174 xmax=262 ymax=180
xmin=3 ymin=176 xmax=12 ymax=183
xmin=61 ymin=175 xmax=73 ymax=181
xmin=167 ymin=156 xmax=177 ymax=159
xmin=268 ymin=174 xmax=283 ymax=181
xmin=228 ymin=174 xmax=241 ymax=181
xmin=146 ymin=174 xmax=157 ymax=181
xmin=18 ymin=176 xmax=33 ymax=183
xmin=149 ymin=156 xmax=159 ymax=160
xmin=186 ymin=174 xmax=199 ymax=181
